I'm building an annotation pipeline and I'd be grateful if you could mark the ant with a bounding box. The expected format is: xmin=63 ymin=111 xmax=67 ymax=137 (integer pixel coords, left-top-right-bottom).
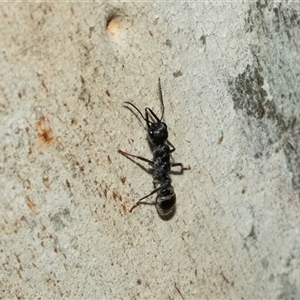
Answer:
xmin=118 ymin=78 xmax=189 ymax=220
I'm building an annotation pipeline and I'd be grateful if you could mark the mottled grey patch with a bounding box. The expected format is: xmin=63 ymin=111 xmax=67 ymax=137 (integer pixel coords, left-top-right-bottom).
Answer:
xmin=166 ymin=39 xmax=172 ymax=48
xmin=277 ymin=274 xmax=300 ymax=300
xmin=50 ymin=208 xmax=71 ymax=231
xmin=228 ymin=64 xmax=267 ymax=120
xmin=50 ymin=213 xmax=65 ymax=231
xmin=62 ymin=208 xmax=70 ymax=218
xmin=78 ymin=85 xmax=91 ymax=107
xmin=200 ymin=35 xmax=206 ymax=46
xmin=228 ymin=2 xmax=300 ymax=195
xmin=173 ymin=71 xmax=182 ymax=78
xmin=261 ymin=258 xmax=269 ymax=270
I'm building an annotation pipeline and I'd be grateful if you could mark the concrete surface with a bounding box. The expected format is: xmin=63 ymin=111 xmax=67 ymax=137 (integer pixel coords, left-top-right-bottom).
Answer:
xmin=1 ymin=2 xmax=300 ymax=299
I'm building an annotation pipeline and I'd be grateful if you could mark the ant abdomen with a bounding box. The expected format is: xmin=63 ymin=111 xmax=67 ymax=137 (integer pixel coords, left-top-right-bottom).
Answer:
xmin=156 ymin=186 xmax=176 ymax=220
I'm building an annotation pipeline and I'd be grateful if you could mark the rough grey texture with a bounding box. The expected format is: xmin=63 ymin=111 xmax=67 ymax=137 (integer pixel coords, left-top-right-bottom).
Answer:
xmin=1 ymin=2 xmax=300 ymax=299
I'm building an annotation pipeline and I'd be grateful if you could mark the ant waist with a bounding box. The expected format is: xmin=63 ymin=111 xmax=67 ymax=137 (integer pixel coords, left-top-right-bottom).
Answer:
xmin=153 ymin=173 xmax=171 ymax=185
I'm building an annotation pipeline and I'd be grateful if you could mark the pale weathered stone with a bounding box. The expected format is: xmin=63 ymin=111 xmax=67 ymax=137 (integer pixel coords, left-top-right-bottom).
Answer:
xmin=1 ymin=2 xmax=300 ymax=299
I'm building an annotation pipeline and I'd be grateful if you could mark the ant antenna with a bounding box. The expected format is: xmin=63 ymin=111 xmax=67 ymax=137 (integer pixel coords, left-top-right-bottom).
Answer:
xmin=158 ymin=78 xmax=165 ymax=121
xmin=124 ymin=102 xmax=153 ymax=124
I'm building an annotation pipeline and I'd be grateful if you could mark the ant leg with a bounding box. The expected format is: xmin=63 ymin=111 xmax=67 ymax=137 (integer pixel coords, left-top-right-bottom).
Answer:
xmin=118 ymin=149 xmax=153 ymax=166
xmin=171 ymin=162 xmax=191 ymax=172
xmin=167 ymin=140 xmax=176 ymax=153
xmin=167 ymin=141 xmax=190 ymax=170
xmin=129 ymin=185 xmax=163 ymax=212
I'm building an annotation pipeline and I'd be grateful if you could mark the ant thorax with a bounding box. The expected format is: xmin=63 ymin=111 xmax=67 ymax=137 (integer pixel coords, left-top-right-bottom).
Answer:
xmin=153 ymin=144 xmax=171 ymax=173
xmin=153 ymin=144 xmax=170 ymax=160
xmin=148 ymin=121 xmax=168 ymax=145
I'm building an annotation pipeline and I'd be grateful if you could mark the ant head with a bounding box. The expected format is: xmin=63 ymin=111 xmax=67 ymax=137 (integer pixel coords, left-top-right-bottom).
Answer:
xmin=148 ymin=121 xmax=168 ymax=145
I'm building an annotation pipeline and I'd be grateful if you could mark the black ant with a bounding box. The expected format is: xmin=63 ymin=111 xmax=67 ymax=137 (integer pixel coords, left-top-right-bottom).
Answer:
xmin=118 ymin=78 xmax=189 ymax=220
